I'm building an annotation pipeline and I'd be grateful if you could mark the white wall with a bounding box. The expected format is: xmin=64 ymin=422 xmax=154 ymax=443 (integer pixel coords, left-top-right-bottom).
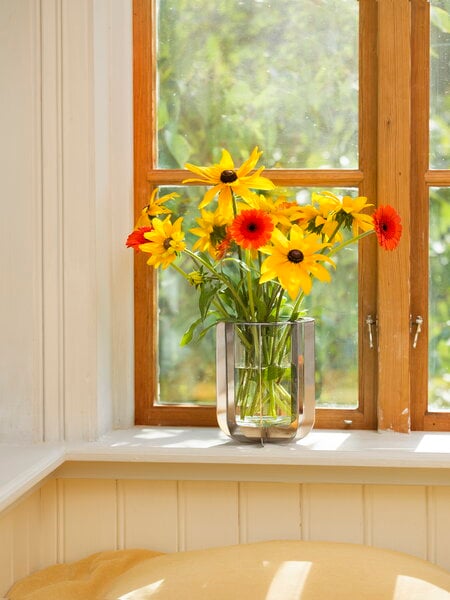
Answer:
xmin=0 ymin=0 xmax=134 ymax=442
xmin=1 ymin=475 xmax=450 ymax=596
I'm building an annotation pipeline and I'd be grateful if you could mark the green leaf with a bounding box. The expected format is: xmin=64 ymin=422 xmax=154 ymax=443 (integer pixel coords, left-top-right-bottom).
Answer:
xmin=199 ymin=283 xmax=219 ymax=320
xmin=180 ymin=317 xmax=203 ymax=346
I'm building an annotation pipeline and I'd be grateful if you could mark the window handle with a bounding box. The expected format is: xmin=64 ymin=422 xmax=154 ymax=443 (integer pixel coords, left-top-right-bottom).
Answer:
xmin=411 ymin=315 xmax=424 ymax=349
xmin=365 ymin=314 xmax=377 ymax=349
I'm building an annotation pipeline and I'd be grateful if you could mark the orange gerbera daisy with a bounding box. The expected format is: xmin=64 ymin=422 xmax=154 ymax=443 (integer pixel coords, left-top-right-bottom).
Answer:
xmin=228 ymin=209 xmax=274 ymax=250
xmin=125 ymin=226 xmax=152 ymax=252
xmin=373 ymin=205 xmax=402 ymax=250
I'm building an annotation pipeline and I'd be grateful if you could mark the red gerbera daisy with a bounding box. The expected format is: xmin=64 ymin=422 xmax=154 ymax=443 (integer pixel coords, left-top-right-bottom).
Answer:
xmin=228 ymin=209 xmax=274 ymax=250
xmin=372 ymin=205 xmax=402 ymax=251
xmin=126 ymin=226 xmax=152 ymax=252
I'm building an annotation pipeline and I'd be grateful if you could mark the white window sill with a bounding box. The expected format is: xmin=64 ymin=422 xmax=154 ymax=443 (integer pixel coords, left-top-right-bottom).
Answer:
xmin=1 ymin=428 xmax=450 ymax=514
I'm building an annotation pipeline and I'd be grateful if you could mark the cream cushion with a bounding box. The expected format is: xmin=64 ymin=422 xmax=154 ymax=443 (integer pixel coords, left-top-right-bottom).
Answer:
xmin=7 ymin=540 xmax=450 ymax=599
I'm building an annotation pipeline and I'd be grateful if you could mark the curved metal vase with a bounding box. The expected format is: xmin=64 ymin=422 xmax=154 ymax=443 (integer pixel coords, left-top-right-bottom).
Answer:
xmin=216 ymin=319 xmax=315 ymax=444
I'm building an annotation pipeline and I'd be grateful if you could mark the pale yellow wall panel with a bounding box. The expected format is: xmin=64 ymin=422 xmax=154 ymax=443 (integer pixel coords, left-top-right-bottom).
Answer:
xmin=302 ymin=484 xmax=364 ymax=544
xmin=60 ymin=479 xmax=118 ymax=562
xmin=119 ymin=480 xmax=178 ymax=552
xmin=38 ymin=479 xmax=58 ymax=568
xmin=431 ymin=486 xmax=450 ymax=571
xmin=179 ymin=481 xmax=239 ymax=551
xmin=366 ymin=485 xmax=427 ymax=559
xmin=239 ymin=482 xmax=301 ymax=543
xmin=0 ymin=512 xmax=13 ymax=598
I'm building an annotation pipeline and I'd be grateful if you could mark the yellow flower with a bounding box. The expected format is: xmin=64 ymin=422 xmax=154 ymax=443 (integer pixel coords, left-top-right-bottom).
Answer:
xmin=187 ymin=271 xmax=204 ymax=288
xmin=140 ymin=216 xmax=186 ymax=269
xmin=339 ymin=195 xmax=374 ymax=236
xmin=134 ymin=188 xmax=178 ymax=228
xmin=260 ymin=225 xmax=335 ymax=299
xmin=242 ymin=194 xmax=303 ymax=229
xmin=183 ymin=147 xmax=275 ymax=216
xmin=190 ymin=209 xmax=230 ymax=259
xmin=294 ymin=193 xmax=341 ymax=240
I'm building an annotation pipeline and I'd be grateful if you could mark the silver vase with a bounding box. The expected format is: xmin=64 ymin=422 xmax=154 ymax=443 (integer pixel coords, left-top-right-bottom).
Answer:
xmin=216 ymin=319 xmax=315 ymax=443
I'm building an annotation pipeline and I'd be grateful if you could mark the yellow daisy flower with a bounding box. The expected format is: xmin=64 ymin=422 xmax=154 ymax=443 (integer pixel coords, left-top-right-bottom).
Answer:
xmin=190 ymin=209 xmax=230 ymax=259
xmin=242 ymin=194 xmax=303 ymax=229
xmin=297 ymin=192 xmax=342 ymax=240
xmin=140 ymin=216 xmax=186 ymax=269
xmin=183 ymin=147 xmax=275 ymax=216
xmin=260 ymin=225 xmax=335 ymax=299
xmin=339 ymin=195 xmax=374 ymax=236
xmin=134 ymin=188 xmax=178 ymax=229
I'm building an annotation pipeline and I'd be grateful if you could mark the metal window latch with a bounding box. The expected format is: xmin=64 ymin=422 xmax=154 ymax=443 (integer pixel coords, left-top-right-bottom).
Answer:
xmin=411 ymin=315 xmax=424 ymax=349
xmin=366 ymin=314 xmax=377 ymax=349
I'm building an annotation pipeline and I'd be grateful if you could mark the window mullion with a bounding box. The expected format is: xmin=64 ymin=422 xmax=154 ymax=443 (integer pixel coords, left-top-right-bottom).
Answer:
xmin=410 ymin=0 xmax=430 ymax=430
xmin=357 ymin=0 xmax=379 ymax=430
xmin=377 ymin=0 xmax=412 ymax=432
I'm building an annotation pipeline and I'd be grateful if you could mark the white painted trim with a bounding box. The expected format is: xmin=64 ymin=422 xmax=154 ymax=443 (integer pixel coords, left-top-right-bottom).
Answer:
xmin=41 ymin=0 xmax=65 ymax=442
xmin=0 ymin=444 xmax=65 ymax=514
xmin=1 ymin=429 xmax=449 ymax=515
xmin=68 ymin=428 xmax=450 ymax=469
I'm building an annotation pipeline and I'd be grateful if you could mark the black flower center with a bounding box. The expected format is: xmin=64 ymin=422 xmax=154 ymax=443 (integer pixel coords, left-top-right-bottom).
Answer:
xmin=287 ymin=249 xmax=304 ymax=264
xmin=382 ymin=222 xmax=388 ymax=232
xmin=220 ymin=170 xmax=238 ymax=183
xmin=163 ymin=238 xmax=172 ymax=250
xmin=247 ymin=223 xmax=257 ymax=232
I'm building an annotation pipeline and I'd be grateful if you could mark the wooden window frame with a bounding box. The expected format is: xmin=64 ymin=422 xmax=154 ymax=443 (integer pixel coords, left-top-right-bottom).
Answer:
xmin=132 ymin=0 xmax=449 ymax=432
xmin=410 ymin=0 xmax=450 ymax=431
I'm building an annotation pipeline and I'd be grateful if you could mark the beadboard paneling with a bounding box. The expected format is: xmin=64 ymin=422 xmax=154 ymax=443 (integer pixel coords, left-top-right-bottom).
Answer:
xmin=366 ymin=485 xmax=428 ymax=559
xmin=239 ymin=482 xmax=301 ymax=543
xmin=118 ymin=480 xmax=178 ymax=552
xmin=0 ymin=511 xmax=13 ymax=595
xmin=60 ymin=479 xmax=118 ymax=563
xmin=0 ymin=0 xmax=43 ymax=442
xmin=178 ymin=481 xmax=240 ymax=551
xmin=431 ymin=486 xmax=450 ymax=571
xmin=1 ymin=477 xmax=450 ymax=597
xmin=0 ymin=0 xmax=135 ymax=444
xmin=302 ymin=484 xmax=365 ymax=544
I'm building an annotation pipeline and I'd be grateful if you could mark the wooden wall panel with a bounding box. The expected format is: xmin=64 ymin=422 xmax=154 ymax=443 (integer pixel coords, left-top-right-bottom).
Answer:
xmin=11 ymin=493 xmax=42 ymax=583
xmin=239 ymin=482 xmax=301 ymax=543
xmin=60 ymin=479 xmax=117 ymax=562
xmin=1 ymin=478 xmax=450 ymax=598
xmin=0 ymin=0 xmax=43 ymax=442
xmin=178 ymin=481 xmax=239 ymax=551
xmin=119 ymin=480 xmax=178 ymax=552
xmin=430 ymin=487 xmax=450 ymax=571
xmin=38 ymin=480 xmax=58 ymax=568
xmin=302 ymin=484 xmax=365 ymax=544
xmin=0 ymin=511 xmax=14 ymax=596
xmin=366 ymin=485 xmax=428 ymax=559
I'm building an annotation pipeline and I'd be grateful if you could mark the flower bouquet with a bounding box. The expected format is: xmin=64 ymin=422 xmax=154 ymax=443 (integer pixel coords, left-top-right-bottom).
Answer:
xmin=127 ymin=148 xmax=402 ymax=438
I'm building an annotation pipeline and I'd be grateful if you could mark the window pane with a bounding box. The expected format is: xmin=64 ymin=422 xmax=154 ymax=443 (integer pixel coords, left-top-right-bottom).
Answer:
xmin=430 ymin=0 xmax=450 ymax=169
xmin=157 ymin=187 xmax=358 ymax=410
xmin=156 ymin=0 xmax=358 ymax=169
xmin=429 ymin=188 xmax=450 ymax=411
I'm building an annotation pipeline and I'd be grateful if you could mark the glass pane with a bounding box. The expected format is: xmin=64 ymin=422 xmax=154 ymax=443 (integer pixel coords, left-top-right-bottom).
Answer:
xmin=157 ymin=187 xmax=358 ymax=410
xmin=156 ymin=0 xmax=358 ymax=169
xmin=429 ymin=188 xmax=450 ymax=411
xmin=430 ymin=0 xmax=450 ymax=169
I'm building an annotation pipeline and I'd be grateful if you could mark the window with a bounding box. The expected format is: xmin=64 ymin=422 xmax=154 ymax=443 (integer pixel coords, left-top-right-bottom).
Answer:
xmin=132 ymin=0 xmax=449 ymax=432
